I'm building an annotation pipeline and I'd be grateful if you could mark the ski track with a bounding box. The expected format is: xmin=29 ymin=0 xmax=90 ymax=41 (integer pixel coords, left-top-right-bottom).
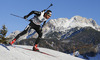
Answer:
xmin=0 ymin=44 xmax=84 ymax=60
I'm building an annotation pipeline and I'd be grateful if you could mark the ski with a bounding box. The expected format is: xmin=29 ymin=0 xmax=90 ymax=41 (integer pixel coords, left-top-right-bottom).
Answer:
xmin=0 ymin=44 xmax=10 ymax=51
xmin=12 ymin=45 xmax=56 ymax=57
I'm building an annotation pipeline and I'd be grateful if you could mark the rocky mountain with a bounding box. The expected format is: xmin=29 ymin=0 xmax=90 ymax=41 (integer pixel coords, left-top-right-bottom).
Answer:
xmin=42 ymin=16 xmax=100 ymax=39
xmin=43 ymin=16 xmax=100 ymax=32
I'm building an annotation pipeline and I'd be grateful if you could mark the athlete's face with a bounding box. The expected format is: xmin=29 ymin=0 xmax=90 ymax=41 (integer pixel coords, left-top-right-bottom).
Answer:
xmin=44 ymin=12 xmax=51 ymax=19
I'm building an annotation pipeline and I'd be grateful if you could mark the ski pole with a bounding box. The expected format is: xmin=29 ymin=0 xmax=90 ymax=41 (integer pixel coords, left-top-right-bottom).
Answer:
xmin=45 ymin=3 xmax=53 ymax=11
xmin=10 ymin=14 xmax=28 ymax=21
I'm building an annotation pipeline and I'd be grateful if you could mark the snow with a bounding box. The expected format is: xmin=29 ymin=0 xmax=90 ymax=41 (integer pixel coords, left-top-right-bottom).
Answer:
xmin=0 ymin=44 xmax=84 ymax=60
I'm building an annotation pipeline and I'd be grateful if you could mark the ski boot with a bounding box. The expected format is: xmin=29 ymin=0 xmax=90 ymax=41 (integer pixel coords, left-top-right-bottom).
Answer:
xmin=33 ymin=44 xmax=39 ymax=51
xmin=9 ymin=39 xmax=16 ymax=45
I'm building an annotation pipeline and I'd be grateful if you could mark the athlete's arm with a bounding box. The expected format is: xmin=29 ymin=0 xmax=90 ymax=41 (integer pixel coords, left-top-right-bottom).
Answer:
xmin=24 ymin=11 xmax=41 ymax=19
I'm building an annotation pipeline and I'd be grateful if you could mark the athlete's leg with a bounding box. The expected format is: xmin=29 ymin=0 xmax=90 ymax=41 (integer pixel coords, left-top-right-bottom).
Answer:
xmin=9 ymin=25 xmax=31 ymax=45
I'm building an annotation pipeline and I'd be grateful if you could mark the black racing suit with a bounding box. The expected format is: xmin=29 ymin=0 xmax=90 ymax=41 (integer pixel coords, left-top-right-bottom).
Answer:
xmin=14 ymin=10 xmax=47 ymax=45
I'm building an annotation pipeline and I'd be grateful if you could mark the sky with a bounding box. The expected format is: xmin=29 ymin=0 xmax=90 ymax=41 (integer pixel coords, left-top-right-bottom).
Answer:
xmin=0 ymin=0 xmax=100 ymax=36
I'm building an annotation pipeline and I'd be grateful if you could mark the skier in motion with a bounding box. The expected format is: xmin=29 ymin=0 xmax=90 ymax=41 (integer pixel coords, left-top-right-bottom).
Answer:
xmin=9 ymin=10 xmax=52 ymax=51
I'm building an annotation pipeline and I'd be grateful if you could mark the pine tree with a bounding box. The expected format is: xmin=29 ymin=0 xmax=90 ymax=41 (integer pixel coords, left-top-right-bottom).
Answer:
xmin=0 ymin=25 xmax=8 ymax=44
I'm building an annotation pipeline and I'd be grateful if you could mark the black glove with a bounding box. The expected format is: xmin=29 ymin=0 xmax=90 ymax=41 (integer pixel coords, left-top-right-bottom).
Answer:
xmin=42 ymin=9 xmax=46 ymax=12
xmin=24 ymin=15 xmax=28 ymax=19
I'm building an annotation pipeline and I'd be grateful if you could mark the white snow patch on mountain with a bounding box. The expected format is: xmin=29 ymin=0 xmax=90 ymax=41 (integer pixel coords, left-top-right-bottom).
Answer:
xmin=43 ymin=16 xmax=100 ymax=32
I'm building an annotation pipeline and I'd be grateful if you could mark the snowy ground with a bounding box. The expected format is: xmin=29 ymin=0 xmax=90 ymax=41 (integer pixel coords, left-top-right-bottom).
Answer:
xmin=0 ymin=44 xmax=84 ymax=60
